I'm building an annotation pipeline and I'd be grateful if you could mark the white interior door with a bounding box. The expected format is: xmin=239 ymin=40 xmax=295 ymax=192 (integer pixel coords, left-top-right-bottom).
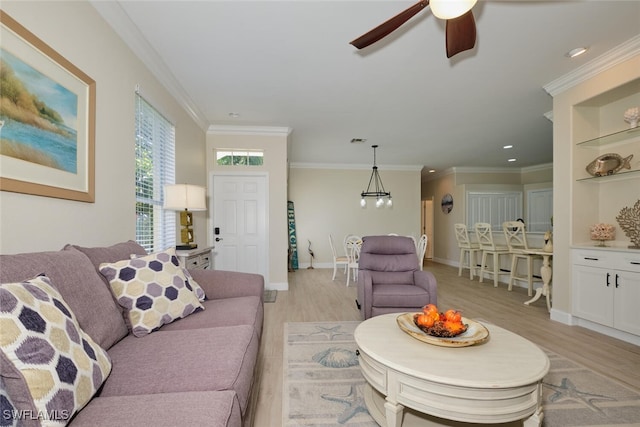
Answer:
xmin=211 ymin=173 xmax=267 ymax=278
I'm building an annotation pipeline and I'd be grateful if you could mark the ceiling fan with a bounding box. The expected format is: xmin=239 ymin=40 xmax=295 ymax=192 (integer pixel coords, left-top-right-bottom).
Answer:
xmin=350 ymin=0 xmax=478 ymax=58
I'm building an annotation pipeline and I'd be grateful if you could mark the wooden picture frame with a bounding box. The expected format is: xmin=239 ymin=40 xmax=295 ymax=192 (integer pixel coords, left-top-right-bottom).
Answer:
xmin=0 ymin=11 xmax=95 ymax=202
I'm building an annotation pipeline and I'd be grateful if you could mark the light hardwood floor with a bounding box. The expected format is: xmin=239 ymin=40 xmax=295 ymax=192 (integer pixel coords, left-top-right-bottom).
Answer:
xmin=252 ymin=261 xmax=640 ymax=426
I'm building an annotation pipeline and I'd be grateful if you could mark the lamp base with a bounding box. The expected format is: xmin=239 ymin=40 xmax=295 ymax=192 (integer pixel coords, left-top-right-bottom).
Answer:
xmin=176 ymin=244 xmax=198 ymax=251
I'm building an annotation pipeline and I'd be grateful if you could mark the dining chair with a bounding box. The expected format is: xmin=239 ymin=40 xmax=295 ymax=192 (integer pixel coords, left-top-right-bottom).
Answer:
xmin=328 ymin=234 xmax=349 ymax=281
xmin=416 ymin=234 xmax=428 ymax=271
xmin=454 ymin=224 xmax=479 ymax=279
xmin=502 ymin=221 xmax=542 ymax=296
xmin=346 ymin=239 xmax=361 ymax=287
xmin=475 ymin=222 xmax=511 ymax=288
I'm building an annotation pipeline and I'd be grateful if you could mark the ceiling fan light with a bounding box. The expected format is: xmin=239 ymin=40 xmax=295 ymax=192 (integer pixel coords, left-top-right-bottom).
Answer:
xmin=430 ymin=0 xmax=477 ymax=20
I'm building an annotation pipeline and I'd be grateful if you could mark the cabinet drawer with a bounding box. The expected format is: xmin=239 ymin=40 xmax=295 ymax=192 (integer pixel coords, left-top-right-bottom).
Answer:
xmin=573 ymin=249 xmax=640 ymax=272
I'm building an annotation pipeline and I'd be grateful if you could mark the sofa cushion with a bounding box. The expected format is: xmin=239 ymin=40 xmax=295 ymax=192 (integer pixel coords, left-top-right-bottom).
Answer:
xmin=0 ymin=275 xmax=112 ymax=427
xmin=99 ymin=249 xmax=204 ymax=337
xmin=68 ymin=391 xmax=241 ymax=427
xmin=66 ymin=241 xmax=148 ymax=270
xmin=160 ymin=295 xmax=263 ymax=338
xmin=372 ymin=283 xmax=433 ymax=308
xmin=0 ymin=249 xmax=128 ymax=351
xmin=101 ymin=325 xmax=259 ymax=415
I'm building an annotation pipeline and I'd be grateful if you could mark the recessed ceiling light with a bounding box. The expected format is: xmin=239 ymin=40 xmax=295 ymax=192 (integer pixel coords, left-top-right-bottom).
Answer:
xmin=350 ymin=138 xmax=367 ymax=144
xmin=429 ymin=169 xmax=436 ymax=173
xmin=503 ymin=145 xmax=513 ymax=149
xmin=566 ymin=47 xmax=588 ymax=58
xmin=508 ymin=158 xmax=517 ymax=162
xmin=228 ymin=112 xmax=240 ymax=118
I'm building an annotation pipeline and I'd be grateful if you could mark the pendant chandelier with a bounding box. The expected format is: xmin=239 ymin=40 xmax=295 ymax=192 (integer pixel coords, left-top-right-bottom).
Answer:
xmin=360 ymin=145 xmax=392 ymax=208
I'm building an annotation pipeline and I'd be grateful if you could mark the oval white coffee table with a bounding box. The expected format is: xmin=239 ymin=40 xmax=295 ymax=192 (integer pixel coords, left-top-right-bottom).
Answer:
xmin=354 ymin=313 xmax=550 ymax=427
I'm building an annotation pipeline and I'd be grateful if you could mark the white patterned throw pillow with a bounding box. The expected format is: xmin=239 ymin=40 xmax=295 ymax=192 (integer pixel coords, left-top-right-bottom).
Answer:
xmin=130 ymin=250 xmax=206 ymax=302
xmin=99 ymin=248 xmax=205 ymax=338
xmin=0 ymin=275 xmax=112 ymax=427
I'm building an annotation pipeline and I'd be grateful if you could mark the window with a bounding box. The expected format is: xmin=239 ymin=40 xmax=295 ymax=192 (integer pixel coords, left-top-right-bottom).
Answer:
xmin=466 ymin=192 xmax=523 ymax=230
xmin=135 ymin=94 xmax=176 ymax=252
xmin=216 ymin=149 xmax=264 ymax=166
xmin=527 ymin=189 xmax=553 ymax=232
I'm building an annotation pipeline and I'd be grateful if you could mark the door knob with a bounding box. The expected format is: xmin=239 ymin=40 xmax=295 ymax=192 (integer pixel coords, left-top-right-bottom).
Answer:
xmin=215 ymin=237 xmax=223 ymax=242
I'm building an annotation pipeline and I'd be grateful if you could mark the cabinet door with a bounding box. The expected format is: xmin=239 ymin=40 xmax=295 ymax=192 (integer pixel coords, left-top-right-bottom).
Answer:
xmin=613 ymin=271 xmax=640 ymax=335
xmin=572 ymin=265 xmax=614 ymax=326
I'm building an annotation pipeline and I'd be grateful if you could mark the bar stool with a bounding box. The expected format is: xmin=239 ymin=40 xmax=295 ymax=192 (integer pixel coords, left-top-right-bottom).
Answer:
xmin=502 ymin=221 xmax=542 ymax=296
xmin=475 ymin=222 xmax=511 ymax=288
xmin=454 ymin=224 xmax=479 ymax=279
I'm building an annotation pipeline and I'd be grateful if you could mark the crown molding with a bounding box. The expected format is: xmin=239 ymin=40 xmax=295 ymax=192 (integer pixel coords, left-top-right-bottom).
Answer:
xmin=423 ymin=164 xmax=551 ymax=182
xmin=521 ymin=163 xmax=553 ymax=174
xmin=90 ymin=0 xmax=209 ymax=131
xmin=208 ymin=125 xmax=293 ymax=136
xmin=543 ymin=34 xmax=640 ymax=97
xmin=290 ymin=162 xmax=423 ymax=172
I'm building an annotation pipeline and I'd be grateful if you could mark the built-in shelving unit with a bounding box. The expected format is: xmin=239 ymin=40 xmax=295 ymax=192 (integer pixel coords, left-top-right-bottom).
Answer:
xmin=569 ymin=77 xmax=640 ymax=343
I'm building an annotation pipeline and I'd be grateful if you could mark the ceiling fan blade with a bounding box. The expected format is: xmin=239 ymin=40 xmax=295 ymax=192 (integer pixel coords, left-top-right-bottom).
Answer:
xmin=350 ymin=0 xmax=429 ymax=49
xmin=445 ymin=10 xmax=476 ymax=58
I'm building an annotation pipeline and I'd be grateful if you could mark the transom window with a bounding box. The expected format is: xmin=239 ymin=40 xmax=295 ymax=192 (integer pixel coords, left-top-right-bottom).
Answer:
xmin=216 ymin=149 xmax=264 ymax=166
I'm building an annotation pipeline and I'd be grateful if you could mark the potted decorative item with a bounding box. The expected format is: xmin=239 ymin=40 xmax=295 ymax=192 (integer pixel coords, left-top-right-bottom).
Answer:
xmin=590 ymin=223 xmax=616 ymax=247
xmin=624 ymin=107 xmax=639 ymax=128
xmin=616 ymin=200 xmax=640 ymax=249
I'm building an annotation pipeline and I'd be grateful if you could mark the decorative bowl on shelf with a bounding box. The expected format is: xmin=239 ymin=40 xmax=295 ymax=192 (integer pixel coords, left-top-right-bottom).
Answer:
xmin=590 ymin=223 xmax=615 ymax=247
xmin=585 ymin=153 xmax=633 ymax=177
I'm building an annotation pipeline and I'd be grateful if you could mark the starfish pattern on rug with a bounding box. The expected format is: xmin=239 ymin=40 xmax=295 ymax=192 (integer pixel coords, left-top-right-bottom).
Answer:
xmin=544 ymin=377 xmax=617 ymax=415
xmin=321 ymin=384 xmax=369 ymax=424
xmin=308 ymin=325 xmax=348 ymax=340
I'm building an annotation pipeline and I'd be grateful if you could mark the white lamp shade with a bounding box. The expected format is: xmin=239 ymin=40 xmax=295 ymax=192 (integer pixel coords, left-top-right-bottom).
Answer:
xmin=430 ymin=0 xmax=477 ymax=19
xmin=163 ymin=184 xmax=207 ymax=211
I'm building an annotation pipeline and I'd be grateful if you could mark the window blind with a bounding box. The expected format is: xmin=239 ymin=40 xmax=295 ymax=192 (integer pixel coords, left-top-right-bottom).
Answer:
xmin=135 ymin=94 xmax=176 ymax=252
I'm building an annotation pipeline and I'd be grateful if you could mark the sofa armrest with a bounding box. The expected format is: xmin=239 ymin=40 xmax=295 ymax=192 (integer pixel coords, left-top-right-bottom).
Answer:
xmin=413 ymin=270 xmax=438 ymax=307
xmin=357 ymin=270 xmax=374 ymax=319
xmin=189 ymin=269 xmax=264 ymax=301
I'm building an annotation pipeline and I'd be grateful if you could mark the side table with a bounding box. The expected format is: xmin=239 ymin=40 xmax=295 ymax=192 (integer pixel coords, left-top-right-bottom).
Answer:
xmin=176 ymin=246 xmax=214 ymax=270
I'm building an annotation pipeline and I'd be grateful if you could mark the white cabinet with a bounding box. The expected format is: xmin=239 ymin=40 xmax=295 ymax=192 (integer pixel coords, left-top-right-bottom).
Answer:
xmin=176 ymin=246 xmax=214 ymax=270
xmin=572 ymin=248 xmax=640 ymax=336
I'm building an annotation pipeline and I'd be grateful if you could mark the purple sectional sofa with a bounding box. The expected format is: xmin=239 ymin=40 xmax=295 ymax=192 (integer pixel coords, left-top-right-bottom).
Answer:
xmin=0 ymin=241 xmax=264 ymax=427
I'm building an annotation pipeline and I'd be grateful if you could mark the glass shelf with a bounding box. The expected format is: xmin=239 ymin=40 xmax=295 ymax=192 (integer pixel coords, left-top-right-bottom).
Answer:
xmin=576 ymin=168 xmax=640 ymax=183
xmin=577 ymin=126 xmax=640 ymax=147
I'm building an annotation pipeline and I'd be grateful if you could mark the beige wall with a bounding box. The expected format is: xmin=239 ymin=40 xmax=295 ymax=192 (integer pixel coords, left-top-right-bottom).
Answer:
xmin=551 ymin=54 xmax=640 ymax=317
xmin=205 ymin=128 xmax=290 ymax=289
xmin=288 ymin=166 xmax=422 ymax=267
xmin=0 ymin=2 xmax=206 ymax=254
xmin=422 ymin=167 xmax=553 ymax=266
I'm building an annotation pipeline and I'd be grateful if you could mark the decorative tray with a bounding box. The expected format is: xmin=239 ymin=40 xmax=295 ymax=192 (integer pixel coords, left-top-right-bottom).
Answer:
xmin=396 ymin=313 xmax=490 ymax=347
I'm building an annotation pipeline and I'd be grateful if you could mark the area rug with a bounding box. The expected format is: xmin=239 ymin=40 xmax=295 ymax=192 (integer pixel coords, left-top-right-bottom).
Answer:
xmin=264 ymin=289 xmax=277 ymax=303
xmin=283 ymin=321 xmax=640 ymax=426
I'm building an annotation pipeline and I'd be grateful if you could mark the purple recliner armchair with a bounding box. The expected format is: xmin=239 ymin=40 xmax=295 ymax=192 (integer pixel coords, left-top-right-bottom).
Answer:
xmin=356 ymin=235 xmax=438 ymax=319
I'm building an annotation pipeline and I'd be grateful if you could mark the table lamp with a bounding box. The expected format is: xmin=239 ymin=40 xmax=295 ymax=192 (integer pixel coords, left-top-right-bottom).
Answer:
xmin=163 ymin=184 xmax=207 ymax=250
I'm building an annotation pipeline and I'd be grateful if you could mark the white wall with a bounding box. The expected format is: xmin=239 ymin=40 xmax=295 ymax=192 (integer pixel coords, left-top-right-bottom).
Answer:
xmin=205 ymin=127 xmax=290 ymax=289
xmin=0 ymin=1 xmax=206 ymax=254
xmin=422 ymin=166 xmax=552 ymax=266
xmin=288 ymin=166 xmax=422 ymax=267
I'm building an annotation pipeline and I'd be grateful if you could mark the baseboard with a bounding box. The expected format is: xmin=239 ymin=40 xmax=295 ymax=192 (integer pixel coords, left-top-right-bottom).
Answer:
xmin=267 ymin=281 xmax=288 ymax=291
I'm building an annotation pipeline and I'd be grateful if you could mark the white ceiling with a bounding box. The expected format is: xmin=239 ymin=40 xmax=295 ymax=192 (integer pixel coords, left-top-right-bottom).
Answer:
xmin=94 ymin=1 xmax=640 ymax=173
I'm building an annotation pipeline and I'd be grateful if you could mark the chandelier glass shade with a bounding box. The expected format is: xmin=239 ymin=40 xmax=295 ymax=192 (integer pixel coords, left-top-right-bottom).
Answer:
xmin=360 ymin=145 xmax=392 ymax=208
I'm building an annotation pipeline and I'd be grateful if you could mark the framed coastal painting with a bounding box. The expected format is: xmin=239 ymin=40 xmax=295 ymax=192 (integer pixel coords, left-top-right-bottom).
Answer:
xmin=0 ymin=11 xmax=95 ymax=202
